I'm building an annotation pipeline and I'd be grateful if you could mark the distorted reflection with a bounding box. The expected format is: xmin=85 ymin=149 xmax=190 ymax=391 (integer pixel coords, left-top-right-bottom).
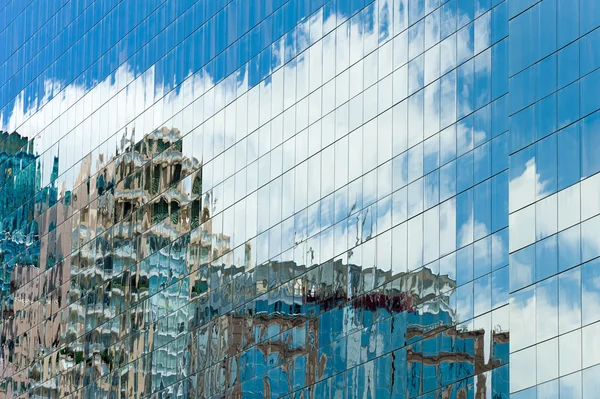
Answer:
xmin=0 ymin=0 xmax=516 ymax=397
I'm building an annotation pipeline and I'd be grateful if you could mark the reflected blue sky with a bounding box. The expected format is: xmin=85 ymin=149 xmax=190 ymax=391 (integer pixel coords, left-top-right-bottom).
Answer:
xmin=0 ymin=0 xmax=359 ymax=131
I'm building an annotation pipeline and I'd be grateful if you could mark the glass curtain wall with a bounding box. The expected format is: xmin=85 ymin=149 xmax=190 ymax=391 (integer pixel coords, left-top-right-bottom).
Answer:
xmin=0 ymin=0 xmax=596 ymax=398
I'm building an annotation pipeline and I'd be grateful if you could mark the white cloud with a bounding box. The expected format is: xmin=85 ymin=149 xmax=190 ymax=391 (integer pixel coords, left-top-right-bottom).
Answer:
xmin=509 ymin=157 xmax=553 ymax=213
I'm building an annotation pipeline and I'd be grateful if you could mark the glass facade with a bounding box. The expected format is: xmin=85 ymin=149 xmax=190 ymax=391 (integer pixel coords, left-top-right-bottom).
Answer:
xmin=508 ymin=1 xmax=600 ymax=398
xmin=0 ymin=0 xmax=595 ymax=398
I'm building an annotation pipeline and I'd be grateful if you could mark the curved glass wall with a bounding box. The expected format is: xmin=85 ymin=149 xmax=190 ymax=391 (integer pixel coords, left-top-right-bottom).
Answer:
xmin=1 ymin=0 xmax=596 ymax=397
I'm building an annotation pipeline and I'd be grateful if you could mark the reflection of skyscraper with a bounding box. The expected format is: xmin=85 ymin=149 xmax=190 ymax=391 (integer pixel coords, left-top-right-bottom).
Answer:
xmin=0 ymin=131 xmax=39 ymax=394
xmin=0 ymin=116 xmax=512 ymax=398
xmin=216 ymin=262 xmax=509 ymax=399
xmin=1 ymin=119 xmax=511 ymax=398
xmin=0 ymin=131 xmax=38 ymax=231
xmin=0 ymin=132 xmax=38 ymax=292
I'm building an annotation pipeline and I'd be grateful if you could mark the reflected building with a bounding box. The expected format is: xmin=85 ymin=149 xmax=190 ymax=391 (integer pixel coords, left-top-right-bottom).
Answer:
xmin=0 ymin=122 xmax=510 ymax=398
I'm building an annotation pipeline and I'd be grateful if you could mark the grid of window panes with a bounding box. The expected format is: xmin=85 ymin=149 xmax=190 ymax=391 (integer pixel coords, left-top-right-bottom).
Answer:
xmin=507 ymin=0 xmax=600 ymax=398
xmin=0 ymin=0 xmax=512 ymax=397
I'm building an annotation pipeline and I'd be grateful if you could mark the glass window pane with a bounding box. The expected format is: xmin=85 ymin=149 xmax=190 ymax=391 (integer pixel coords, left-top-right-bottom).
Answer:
xmin=559 ymin=267 xmax=582 ymax=334
xmin=536 ymin=338 xmax=558 ymax=384
xmin=510 ymin=346 xmax=536 ymax=393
